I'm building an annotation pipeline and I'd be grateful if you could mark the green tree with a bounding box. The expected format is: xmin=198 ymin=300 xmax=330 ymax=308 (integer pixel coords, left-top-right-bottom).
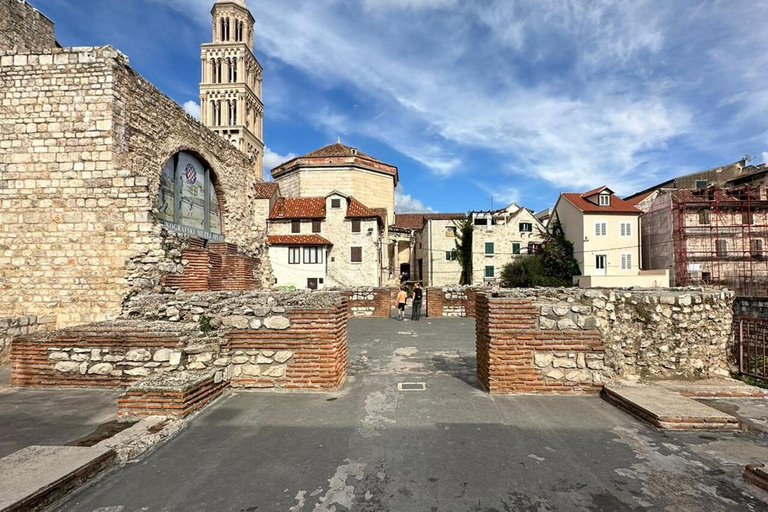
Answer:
xmin=499 ymin=216 xmax=580 ymax=288
xmin=453 ymin=217 xmax=473 ymax=285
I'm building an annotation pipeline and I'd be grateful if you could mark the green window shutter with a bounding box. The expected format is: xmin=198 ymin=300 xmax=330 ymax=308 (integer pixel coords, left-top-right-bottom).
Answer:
xmin=485 ymin=242 xmax=494 ymax=254
xmin=512 ymin=243 xmax=521 ymax=255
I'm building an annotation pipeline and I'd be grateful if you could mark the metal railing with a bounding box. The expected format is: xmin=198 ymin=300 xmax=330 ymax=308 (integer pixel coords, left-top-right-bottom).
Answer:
xmin=739 ymin=317 xmax=768 ymax=383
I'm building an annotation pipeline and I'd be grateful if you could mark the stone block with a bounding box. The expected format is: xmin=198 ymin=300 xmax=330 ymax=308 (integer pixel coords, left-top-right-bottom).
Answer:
xmin=533 ymin=353 xmax=553 ymax=368
xmin=87 ymin=363 xmax=113 ymax=375
xmin=222 ymin=315 xmax=249 ymax=329
xmin=54 ymin=361 xmax=79 ymax=373
xmin=126 ymin=349 xmax=151 ymax=362
xmin=153 ymin=349 xmax=172 ymax=362
xmin=274 ymin=351 xmax=293 ymax=364
xmin=264 ymin=316 xmax=290 ymax=330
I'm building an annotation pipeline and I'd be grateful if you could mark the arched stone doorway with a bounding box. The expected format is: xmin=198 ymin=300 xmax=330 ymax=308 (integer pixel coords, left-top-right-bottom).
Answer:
xmin=156 ymin=151 xmax=225 ymax=242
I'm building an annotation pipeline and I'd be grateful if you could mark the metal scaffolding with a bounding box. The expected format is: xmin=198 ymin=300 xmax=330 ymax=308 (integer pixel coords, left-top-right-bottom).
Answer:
xmin=673 ymin=185 xmax=768 ymax=295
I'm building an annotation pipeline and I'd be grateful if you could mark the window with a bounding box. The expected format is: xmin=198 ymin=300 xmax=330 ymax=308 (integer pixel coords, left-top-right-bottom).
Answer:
xmin=699 ymin=210 xmax=710 ymax=225
xmin=445 ymin=251 xmax=457 ymax=261
xmin=288 ymin=246 xmax=300 ymax=264
xmin=312 ymin=220 xmax=321 ymax=233
xmin=751 ymin=239 xmax=763 ymax=259
xmin=519 ymin=222 xmax=533 ymax=233
xmin=474 ymin=217 xmax=488 ymax=226
xmin=716 ymin=239 xmax=728 ymax=258
xmin=307 ymin=278 xmax=319 ymax=290
xmin=621 ymin=253 xmax=633 ymax=270
xmin=445 ymin=226 xmax=457 ymax=238
xmin=599 ymin=194 xmax=610 ymax=206
xmin=695 ymin=180 xmax=709 ymax=189
xmin=291 ymin=220 xmax=301 ymax=234
xmin=351 ymin=219 xmax=362 ymax=233
xmin=512 ymin=242 xmax=521 ymax=255
xmin=744 ymin=211 xmax=755 ymax=225
xmin=594 ymin=222 xmax=607 ymax=236
xmin=351 ymin=247 xmax=362 ymax=263
xmin=156 ymin=152 xmax=223 ymax=241
xmin=528 ymin=242 xmax=542 ymax=254
xmin=485 ymin=266 xmax=495 ymax=279
xmin=304 ymin=247 xmax=323 ymax=264
xmin=485 ymin=242 xmax=495 ymax=255
xmin=331 ymin=198 xmax=341 ymax=209
xmin=620 ymin=222 xmax=632 ymax=237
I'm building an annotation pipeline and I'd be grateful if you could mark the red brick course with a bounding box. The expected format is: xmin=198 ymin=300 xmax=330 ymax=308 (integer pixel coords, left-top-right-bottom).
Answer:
xmin=10 ymin=328 xmax=186 ymax=388
xmin=341 ymin=288 xmax=392 ymax=318
xmin=476 ymin=294 xmax=604 ymax=394
xmin=163 ymin=239 xmax=260 ymax=293
xmin=227 ymin=305 xmax=348 ymax=390
xmin=117 ymin=375 xmax=228 ymax=419
xmin=425 ymin=288 xmax=478 ymax=318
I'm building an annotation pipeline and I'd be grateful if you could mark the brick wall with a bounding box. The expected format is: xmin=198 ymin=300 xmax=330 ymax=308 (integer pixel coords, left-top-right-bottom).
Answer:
xmin=0 ymin=0 xmax=56 ymax=53
xmin=162 ymin=239 xmax=260 ymax=293
xmin=426 ymin=287 xmax=478 ymax=318
xmin=476 ymin=294 xmax=604 ymax=394
xmin=0 ymin=315 xmax=55 ymax=364
xmin=226 ymin=305 xmax=347 ymax=390
xmin=476 ymin=288 xmax=735 ymax=394
xmin=341 ymin=288 xmax=392 ymax=318
xmin=10 ymin=323 xmax=188 ymax=387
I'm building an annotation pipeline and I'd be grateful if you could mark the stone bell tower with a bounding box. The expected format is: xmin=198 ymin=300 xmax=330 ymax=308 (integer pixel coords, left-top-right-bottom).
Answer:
xmin=200 ymin=0 xmax=264 ymax=175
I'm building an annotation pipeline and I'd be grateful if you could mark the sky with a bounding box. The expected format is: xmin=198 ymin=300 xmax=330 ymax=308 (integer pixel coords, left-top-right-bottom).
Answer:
xmin=30 ymin=0 xmax=768 ymax=214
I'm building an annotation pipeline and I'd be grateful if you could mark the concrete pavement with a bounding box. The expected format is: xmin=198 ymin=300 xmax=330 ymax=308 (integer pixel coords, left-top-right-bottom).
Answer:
xmin=0 ymin=384 xmax=121 ymax=459
xmin=53 ymin=318 xmax=768 ymax=511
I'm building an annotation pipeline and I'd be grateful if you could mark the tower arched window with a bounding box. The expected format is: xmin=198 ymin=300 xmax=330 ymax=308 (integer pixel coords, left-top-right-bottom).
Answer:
xmin=226 ymin=18 xmax=231 ymax=41
xmin=232 ymin=57 xmax=238 ymax=82
xmin=156 ymin=152 xmax=223 ymax=241
xmin=219 ymin=18 xmax=225 ymax=42
xmin=232 ymin=99 xmax=238 ymax=125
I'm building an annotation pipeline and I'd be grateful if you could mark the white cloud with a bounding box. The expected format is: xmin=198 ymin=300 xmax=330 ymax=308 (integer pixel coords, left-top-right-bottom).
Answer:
xmin=157 ymin=0 xmax=768 ymax=193
xmin=395 ymin=184 xmax=434 ymax=213
xmin=183 ymin=100 xmax=200 ymax=120
xmin=763 ymin=152 xmax=768 ymax=165
xmin=262 ymin=147 xmax=298 ymax=180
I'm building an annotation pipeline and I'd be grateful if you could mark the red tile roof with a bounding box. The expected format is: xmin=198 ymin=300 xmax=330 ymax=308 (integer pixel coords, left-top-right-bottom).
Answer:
xmin=346 ymin=197 xmax=379 ymax=219
xmin=561 ymin=191 xmax=641 ymax=215
xmin=271 ymin=142 xmax=398 ymax=185
xmin=393 ymin=213 xmax=466 ymax=230
xmin=253 ymin=182 xmax=279 ymax=200
xmin=269 ymin=197 xmax=326 ymax=220
xmin=268 ymin=235 xmax=333 ymax=246
xmin=624 ymin=191 xmax=653 ymax=207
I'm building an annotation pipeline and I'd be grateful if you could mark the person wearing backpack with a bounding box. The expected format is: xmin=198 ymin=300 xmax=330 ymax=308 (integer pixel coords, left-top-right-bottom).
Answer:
xmin=411 ymin=283 xmax=423 ymax=321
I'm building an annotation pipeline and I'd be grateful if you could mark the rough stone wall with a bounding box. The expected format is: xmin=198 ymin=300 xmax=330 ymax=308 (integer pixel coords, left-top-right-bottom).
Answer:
xmin=0 ymin=0 xmax=56 ymax=53
xmin=734 ymin=296 xmax=768 ymax=320
xmin=421 ymin=219 xmax=463 ymax=286
xmin=0 ymin=44 xmax=266 ymax=326
xmin=476 ymin=288 xmax=735 ymax=394
xmin=339 ymin=287 xmax=392 ymax=318
xmin=12 ymin=291 xmax=347 ymax=391
xmin=0 ymin=315 xmax=55 ymax=364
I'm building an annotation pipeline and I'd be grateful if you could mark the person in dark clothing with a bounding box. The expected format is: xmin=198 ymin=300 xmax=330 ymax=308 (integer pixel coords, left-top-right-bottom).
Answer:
xmin=411 ymin=283 xmax=423 ymax=321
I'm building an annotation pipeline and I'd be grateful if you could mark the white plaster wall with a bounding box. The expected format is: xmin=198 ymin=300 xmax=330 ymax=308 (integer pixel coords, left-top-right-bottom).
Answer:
xmin=424 ymin=219 xmax=462 ymax=286
xmin=269 ymin=245 xmax=327 ymax=289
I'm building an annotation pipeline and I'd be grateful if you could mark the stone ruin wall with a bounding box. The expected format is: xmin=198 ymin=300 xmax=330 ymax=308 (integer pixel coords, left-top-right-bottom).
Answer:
xmin=336 ymin=287 xmax=392 ymax=318
xmin=426 ymin=286 xmax=479 ymax=318
xmin=0 ymin=0 xmax=57 ymax=53
xmin=476 ymin=288 xmax=735 ymax=394
xmin=0 ymin=315 xmax=55 ymax=364
xmin=0 ymin=43 xmax=268 ymax=327
xmin=12 ymin=291 xmax=347 ymax=391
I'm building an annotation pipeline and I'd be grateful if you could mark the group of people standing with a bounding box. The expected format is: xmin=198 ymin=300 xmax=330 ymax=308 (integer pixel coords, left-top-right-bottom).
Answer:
xmin=396 ymin=283 xmax=423 ymax=321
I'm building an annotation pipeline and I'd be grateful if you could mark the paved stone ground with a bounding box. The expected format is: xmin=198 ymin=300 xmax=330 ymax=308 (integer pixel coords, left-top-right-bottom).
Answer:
xmin=55 ymin=318 xmax=768 ymax=511
xmin=0 ymin=370 xmax=121 ymax=458
xmin=704 ymin=398 xmax=768 ymax=435
xmin=0 ymin=364 xmax=10 ymax=388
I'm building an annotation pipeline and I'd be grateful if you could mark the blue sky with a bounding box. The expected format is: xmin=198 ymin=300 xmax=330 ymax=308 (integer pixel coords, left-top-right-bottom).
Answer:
xmin=31 ymin=0 xmax=768 ymax=213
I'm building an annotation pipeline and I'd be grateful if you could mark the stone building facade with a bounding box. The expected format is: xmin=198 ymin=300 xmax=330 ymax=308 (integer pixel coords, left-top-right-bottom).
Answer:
xmin=0 ymin=0 xmax=57 ymax=53
xmin=471 ymin=204 xmax=546 ymax=285
xmin=266 ymin=142 xmax=396 ymax=288
xmin=265 ymin=193 xmax=383 ymax=289
xmin=0 ymin=0 xmax=266 ymax=327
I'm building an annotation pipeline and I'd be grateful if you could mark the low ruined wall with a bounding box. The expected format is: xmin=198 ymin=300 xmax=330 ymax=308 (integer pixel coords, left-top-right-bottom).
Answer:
xmin=11 ymin=291 xmax=348 ymax=392
xmin=339 ymin=287 xmax=392 ymax=318
xmin=426 ymin=287 xmax=478 ymax=318
xmin=477 ymin=288 xmax=734 ymax=394
xmin=0 ymin=315 xmax=55 ymax=364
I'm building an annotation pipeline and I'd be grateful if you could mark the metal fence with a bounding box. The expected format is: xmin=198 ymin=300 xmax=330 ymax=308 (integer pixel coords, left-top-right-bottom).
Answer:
xmin=739 ymin=317 xmax=768 ymax=383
